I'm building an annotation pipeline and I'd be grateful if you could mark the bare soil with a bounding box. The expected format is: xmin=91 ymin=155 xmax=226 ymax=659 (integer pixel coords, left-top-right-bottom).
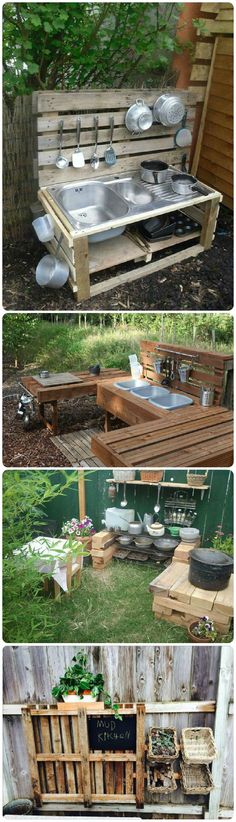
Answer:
xmin=3 ymin=205 xmax=233 ymax=311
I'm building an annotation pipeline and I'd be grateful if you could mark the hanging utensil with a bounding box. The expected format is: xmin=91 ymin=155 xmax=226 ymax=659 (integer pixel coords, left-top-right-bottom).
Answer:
xmin=154 ymin=483 xmax=161 ymax=514
xmin=55 ymin=120 xmax=69 ymax=169
xmin=72 ymin=117 xmax=85 ymax=168
xmin=90 ymin=116 xmax=99 ymax=170
xmin=120 ymin=482 xmax=128 ymax=507
xmin=105 ymin=116 xmax=116 ymax=166
xmin=170 ymin=358 xmax=175 ymax=380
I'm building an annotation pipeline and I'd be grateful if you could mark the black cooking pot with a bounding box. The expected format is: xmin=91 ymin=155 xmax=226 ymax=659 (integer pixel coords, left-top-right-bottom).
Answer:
xmin=189 ymin=548 xmax=233 ymax=591
xmin=89 ymin=364 xmax=100 ymax=375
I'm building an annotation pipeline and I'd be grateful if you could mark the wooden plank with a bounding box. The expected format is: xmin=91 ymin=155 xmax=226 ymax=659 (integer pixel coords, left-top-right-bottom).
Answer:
xmin=36 ymin=88 xmax=199 ymax=114
xmin=209 ymin=648 xmax=233 ymax=819
xmin=77 ymin=709 xmax=92 ymax=806
xmin=152 ymin=595 xmax=230 ymax=623
xmin=170 ymin=574 xmax=196 ymax=604
xmin=214 ymin=575 xmax=234 ymax=615
xmin=136 ymin=704 xmax=145 ymax=808
xmin=37 ymin=108 xmax=196 ymax=133
xmin=21 ymin=709 xmax=42 ymax=806
xmin=89 ymin=232 xmax=147 ymax=275
xmin=4 ymin=700 xmax=217 ymax=716
xmin=60 ymin=715 xmax=76 ymax=794
xmin=73 ymin=236 xmax=90 ymax=301
xmin=71 ymin=715 xmax=83 ymax=794
xmin=200 ymin=198 xmax=221 ymax=249
xmin=192 ymin=37 xmax=219 ymax=176
xmin=38 ymin=147 xmax=190 ymax=187
xmin=149 ymin=563 xmax=187 ymax=596
xmin=50 ymin=716 xmax=66 ymax=794
xmin=191 ymin=586 xmax=217 ymax=611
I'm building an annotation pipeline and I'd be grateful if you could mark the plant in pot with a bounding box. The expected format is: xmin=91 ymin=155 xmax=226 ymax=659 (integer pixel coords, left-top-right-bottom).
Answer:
xmin=52 ymin=652 xmax=121 ymax=718
xmin=188 ymin=615 xmax=218 ymax=644
xmin=61 ymin=517 xmax=95 ymax=552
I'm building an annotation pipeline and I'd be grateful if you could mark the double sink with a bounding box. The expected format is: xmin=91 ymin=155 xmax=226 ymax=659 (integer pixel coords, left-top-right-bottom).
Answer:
xmin=114 ymin=379 xmax=193 ymax=411
xmin=48 ymin=177 xmax=159 ymax=241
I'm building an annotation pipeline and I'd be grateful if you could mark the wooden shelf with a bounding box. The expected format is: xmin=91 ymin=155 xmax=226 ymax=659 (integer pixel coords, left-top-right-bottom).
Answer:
xmin=106 ymin=479 xmax=209 ymax=490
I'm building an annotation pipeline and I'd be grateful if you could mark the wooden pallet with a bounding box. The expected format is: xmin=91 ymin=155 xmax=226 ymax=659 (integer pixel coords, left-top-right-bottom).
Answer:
xmin=22 ymin=703 xmax=145 ymax=808
xmin=149 ymin=562 xmax=233 ymax=633
xmin=53 ymin=429 xmax=104 ymax=467
xmin=33 ymin=88 xmax=222 ymax=303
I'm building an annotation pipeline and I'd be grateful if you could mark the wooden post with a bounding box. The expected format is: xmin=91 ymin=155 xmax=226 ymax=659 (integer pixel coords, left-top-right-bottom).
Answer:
xmin=200 ymin=198 xmax=220 ymax=250
xmin=51 ymin=400 xmax=59 ymax=435
xmin=77 ymin=708 xmax=92 ymax=807
xmin=104 ymin=410 xmax=112 ymax=433
xmin=73 ymin=236 xmax=90 ymax=302
xmin=136 ymin=703 xmax=145 ymax=808
xmin=21 ymin=708 xmax=42 ymax=807
xmin=78 ymin=470 xmax=86 ymax=519
xmin=66 ymin=553 xmax=73 ymax=592
xmin=208 ymin=647 xmax=233 ymax=819
xmin=191 ymin=38 xmax=219 ymax=176
xmin=53 ymin=580 xmax=61 ymax=599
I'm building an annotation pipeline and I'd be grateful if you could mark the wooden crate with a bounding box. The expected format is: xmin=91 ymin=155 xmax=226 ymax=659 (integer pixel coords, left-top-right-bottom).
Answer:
xmin=21 ymin=703 xmax=145 ymax=808
xmin=149 ymin=562 xmax=233 ymax=634
xmin=33 ymin=88 xmax=222 ymax=303
xmin=91 ymin=543 xmax=118 ymax=570
xmin=172 ymin=542 xmax=200 ymax=564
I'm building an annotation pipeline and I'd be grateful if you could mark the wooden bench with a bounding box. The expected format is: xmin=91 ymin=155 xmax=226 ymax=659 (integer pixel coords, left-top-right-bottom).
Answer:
xmin=21 ymin=368 xmax=128 ymax=434
xmin=91 ymin=405 xmax=233 ymax=467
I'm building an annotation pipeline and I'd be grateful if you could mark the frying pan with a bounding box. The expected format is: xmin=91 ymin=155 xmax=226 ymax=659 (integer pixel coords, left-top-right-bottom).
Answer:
xmin=171 ymin=173 xmax=208 ymax=197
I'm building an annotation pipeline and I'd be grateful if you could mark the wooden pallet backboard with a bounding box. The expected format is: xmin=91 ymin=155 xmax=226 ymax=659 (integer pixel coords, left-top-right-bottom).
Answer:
xmin=140 ymin=340 xmax=233 ymax=406
xmin=33 ymin=88 xmax=200 ymax=188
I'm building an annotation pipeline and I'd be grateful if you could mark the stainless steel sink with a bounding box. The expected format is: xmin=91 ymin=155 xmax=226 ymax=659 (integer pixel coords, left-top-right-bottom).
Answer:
xmin=51 ymin=181 xmax=128 ymax=231
xmin=130 ymin=385 xmax=170 ymax=399
xmin=109 ymin=179 xmax=155 ymax=206
xmin=148 ymin=393 xmax=193 ymax=410
xmin=114 ymin=379 xmax=149 ymax=391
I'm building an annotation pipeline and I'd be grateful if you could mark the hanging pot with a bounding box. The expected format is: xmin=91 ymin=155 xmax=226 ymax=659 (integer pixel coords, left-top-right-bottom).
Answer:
xmin=140 ymin=160 xmax=169 ymax=184
xmin=189 ymin=548 xmax=233 ymax=591
xmin=153 ymin=94 xmax=185 ymax=126
xmin=125 ymin=99 xmax=153 ymax=133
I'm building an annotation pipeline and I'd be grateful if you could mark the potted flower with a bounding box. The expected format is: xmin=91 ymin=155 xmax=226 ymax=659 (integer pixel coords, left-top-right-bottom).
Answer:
xmin=61 ymin=516 xmax=95 ymax=552
xmin=52 ymin=652 xmax=121 ymax=718
xmin=188 ymin=616 xmax=218 ymax=644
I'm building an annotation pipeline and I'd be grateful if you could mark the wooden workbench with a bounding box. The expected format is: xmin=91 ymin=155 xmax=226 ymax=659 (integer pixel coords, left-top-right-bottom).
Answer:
xmin=21 ymin=368 xmax=128 ymax=435
xmin=91 ymin=405 xmax=233 ymax=467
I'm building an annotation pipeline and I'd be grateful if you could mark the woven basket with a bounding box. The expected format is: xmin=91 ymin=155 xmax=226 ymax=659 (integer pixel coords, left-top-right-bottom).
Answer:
xmin=147 ymin=762 xmax=177 ymax=794
xmin=180 ymin=761 xmax=213 ymax=795
xmin=113 ymin=470 xmax=136 ymax=482
xmin=148 ymin=727 xmax=178 ymax=762
xmin=187 ymin=472 xmax=208 ymax=487
xmin=140 ymin=470 xmax=163 ymax=483
xmin=181 ymin=727 xmax=217 ymax=765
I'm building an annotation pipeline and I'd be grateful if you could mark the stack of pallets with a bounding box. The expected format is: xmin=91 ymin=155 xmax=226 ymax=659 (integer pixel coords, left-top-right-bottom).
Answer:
xmin=149 ymin=562 xmax=233 ymax=633
xmin=91 ymin=530 xmax=118 ymax=570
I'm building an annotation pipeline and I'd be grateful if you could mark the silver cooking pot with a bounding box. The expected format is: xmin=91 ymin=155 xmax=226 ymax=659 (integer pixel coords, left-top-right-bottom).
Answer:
xmin=171 ymin=173 xmax=208 ymax=197
xmin=140 ymin=160 xmax=169 ymax=185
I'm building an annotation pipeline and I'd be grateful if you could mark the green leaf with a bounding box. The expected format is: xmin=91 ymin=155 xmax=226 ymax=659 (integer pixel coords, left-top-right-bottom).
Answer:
xmin=44 ymin=22 xmax=52 ymax=33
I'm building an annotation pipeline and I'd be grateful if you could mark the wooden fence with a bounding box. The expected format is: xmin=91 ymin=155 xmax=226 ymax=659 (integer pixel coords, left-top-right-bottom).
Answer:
xmin=3 ymin=96 xmax=37 ymax=241
xmin=3 ymin=645 xmax=233 ymax=815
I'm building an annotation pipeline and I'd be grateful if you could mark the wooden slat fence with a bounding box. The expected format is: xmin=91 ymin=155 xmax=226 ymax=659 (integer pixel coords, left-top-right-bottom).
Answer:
xmin=3 ymin=645 xmax=233 ymax=811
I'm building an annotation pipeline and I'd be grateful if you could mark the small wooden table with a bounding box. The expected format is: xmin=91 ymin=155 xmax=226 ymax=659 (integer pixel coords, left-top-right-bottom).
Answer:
xmin=21 ymin=368 xmax=128 ymax=434
xmin=91 ymin=404 xmax=233 ymax=467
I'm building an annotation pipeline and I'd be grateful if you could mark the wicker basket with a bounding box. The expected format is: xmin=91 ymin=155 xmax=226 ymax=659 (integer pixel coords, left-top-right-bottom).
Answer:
xmin=180 ymin=761 xmax=213 ymax=795
xmin=147 ymin=762 xmax=177 ymax=794
xmin=187 ymin=472 xmax=208 ymax=487
xmin=148 ymin=727 xmax=178 ymax=762
xmin=181 ymin=727 xmax=217 ymax=765
xmin=140 ymin=470 xmax=163 ymax=483
xmin=112 ymin=470 xmax=136 ymax=482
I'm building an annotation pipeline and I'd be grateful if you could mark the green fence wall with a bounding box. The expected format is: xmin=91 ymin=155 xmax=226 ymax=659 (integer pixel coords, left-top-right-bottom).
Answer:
xmin=46 ymin=469 xmax=233 ymax=547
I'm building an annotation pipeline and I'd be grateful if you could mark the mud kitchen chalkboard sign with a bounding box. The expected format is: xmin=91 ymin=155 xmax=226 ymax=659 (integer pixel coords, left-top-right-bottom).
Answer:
xmin=88 ymin=714 xmax=136 ymax=751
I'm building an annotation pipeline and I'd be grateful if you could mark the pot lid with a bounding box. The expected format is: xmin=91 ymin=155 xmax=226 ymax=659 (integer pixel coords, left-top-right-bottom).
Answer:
xmin=191 ymin=548 xmax=233 ymax=566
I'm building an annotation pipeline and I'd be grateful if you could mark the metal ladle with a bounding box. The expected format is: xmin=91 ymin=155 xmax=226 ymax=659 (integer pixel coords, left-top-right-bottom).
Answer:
xmin=90 ymin=115 xmax=99 ymax=170
xmin=154 ymin=483 xmax=161 ymax=514
xmin=120 ymin=482 xmax=127 ymax=507
xmin=56 ymin=120 xmax=69 ymax=169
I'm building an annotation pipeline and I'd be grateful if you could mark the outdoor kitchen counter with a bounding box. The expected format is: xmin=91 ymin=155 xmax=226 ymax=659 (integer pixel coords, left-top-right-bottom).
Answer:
xmin=95 ymin=378 xmax=201 ymax=429
xmin=21 ymin=368 xmax=128 ymax=434
xmin=91 ymin=404 xmax=233 ymax=468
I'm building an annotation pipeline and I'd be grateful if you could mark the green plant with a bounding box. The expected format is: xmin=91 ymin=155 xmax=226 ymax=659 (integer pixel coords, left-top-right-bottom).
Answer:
xmin=191 ymin=616 xmax=218 ymax=642
xmin=212 ymin=530 xmax=233 ymax=557
xmin=52 ymin=652 xmax=121 ymax=718
xmin=61 ymin=516 xmax=95 ymax=538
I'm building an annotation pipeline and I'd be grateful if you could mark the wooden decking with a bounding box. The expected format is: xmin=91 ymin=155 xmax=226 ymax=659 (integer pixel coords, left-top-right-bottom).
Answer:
xmin=53 ymin=428 xmax=103 ymax=466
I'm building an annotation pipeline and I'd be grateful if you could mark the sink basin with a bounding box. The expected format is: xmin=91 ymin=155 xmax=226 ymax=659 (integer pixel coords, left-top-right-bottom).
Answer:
xmin=114 ymin=379 xmax=149 ymax=391
xmin=48 ymin=181 xmax=129 ymax=240
xmin=130 ymin=385 xmax=170 ymax=399
xmin=148 ymin=393 xmax=193 ymax=410
xmin=109 ymin=179 xmax=155 ymax=206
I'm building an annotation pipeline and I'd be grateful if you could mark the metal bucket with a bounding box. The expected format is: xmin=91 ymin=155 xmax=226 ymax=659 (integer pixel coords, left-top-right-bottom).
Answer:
xmin=200 ymin=386 xmax=214 ymax=406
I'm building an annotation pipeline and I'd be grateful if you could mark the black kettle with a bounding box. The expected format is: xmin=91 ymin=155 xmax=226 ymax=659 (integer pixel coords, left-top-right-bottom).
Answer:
xmin=89 ymin=364 xmax=101 ymax=375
